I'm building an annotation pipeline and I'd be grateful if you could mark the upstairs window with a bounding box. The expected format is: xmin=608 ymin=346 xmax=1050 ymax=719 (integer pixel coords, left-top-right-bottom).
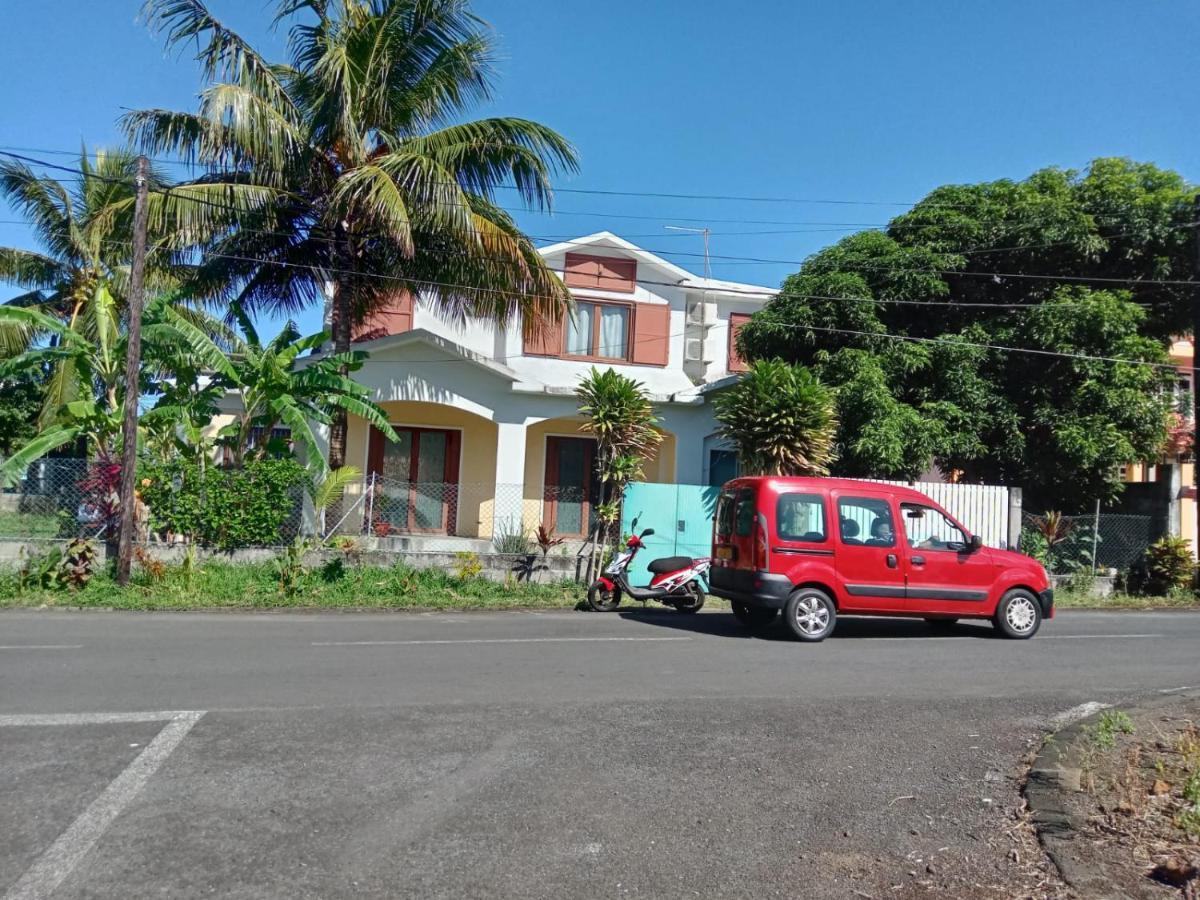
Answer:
xmin=565 ymin=300 xmax=630 ymax=360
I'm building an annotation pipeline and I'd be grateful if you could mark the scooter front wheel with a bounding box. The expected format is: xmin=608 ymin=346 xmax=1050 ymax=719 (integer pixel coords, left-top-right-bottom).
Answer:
xmin=672 ymin=581 xmax=705 ymax=614
xmin=587 ymin=581 xmax=621 ymax=612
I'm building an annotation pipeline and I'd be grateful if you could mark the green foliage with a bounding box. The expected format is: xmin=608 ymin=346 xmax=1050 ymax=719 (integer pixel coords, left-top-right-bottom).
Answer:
xmin=0 ymin=559 xmax=584 ymax=611
xmin=713 ymin=359 xmax=838 ymax=476
xmin=1089 ymin=709 xmax=1135 ymax=749
xmin=273 ymin=536 xmax=311 ymax=597
xmin=1018 ymin=529 xmax=1049 ymax=564
xmin=1144 ymin=536 xmax=1195 ymax=594
xmin=139 ymin=457 xmax=307 ymax=550
xmin=736 ymin=159 xmax=1194 ymax=508
xmin=452 ymin=551 xmax=484 ymax=580
xmin=16 ymin=539 xmax=99 ymax=592
xmin=492 ymin=523 xmax=532 ymax=555
xmin=0 ymin=372 xmax=42 ymax=457
xmin=576 ymin=367 xmax=664 ymax=546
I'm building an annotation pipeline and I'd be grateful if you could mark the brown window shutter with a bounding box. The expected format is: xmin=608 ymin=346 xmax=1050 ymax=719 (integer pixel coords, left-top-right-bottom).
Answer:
xmin=631 ymin=303 xmax=670 ymax=366
xmin=522 ymin=311 xmax=564 ymax=357
xmin=728 ymin=313 xmax=751 ymax=373
xmin=564 ymin=253 xmax=637 ymax=293
xmin=352 ymin=290 xmax=414 ymax=342
xmin=367 ymin=425 xmax=386 ymax=475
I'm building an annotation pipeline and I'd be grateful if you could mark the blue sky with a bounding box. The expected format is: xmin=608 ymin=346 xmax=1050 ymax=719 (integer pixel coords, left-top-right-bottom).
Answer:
xmin=2 ymin=0 xmax=1197 ymax=337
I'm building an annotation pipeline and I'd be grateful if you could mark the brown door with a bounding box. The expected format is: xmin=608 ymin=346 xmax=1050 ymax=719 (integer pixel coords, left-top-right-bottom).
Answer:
xmin=368 ymin=426 xmax=461 ymax=534
xmin=543 ymin=436 xmax=599 ymax=538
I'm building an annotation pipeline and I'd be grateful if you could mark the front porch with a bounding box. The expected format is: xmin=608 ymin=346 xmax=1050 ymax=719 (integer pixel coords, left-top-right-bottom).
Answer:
xmin=332 ymin=402 xmax=677 ymax=551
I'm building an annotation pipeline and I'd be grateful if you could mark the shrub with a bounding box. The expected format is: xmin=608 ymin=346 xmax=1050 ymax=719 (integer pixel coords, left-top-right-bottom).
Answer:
xmin=452 ymin=551 xmax=483 ymax=580
xmin=1144 ymin=536 xmax=1195 ymax=594
xmin=17 ymin=539 xmax=99 ymax=592
xmin=492 ymin=523 xmax=531 ymax=555
xmin=139 ymin=458 xmax=307 ymax=550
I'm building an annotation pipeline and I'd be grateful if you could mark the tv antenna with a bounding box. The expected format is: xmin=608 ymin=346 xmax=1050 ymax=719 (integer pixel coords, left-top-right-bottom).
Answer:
xmin=665 ymin=225 xmax=711 ymax=280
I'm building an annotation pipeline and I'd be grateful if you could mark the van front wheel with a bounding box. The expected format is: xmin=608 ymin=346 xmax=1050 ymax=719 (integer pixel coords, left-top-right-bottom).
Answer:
xmin=993 ymin=589 xmax=1042 ymax=639
xmin=784 ymin=588 xmax=836 ymax=642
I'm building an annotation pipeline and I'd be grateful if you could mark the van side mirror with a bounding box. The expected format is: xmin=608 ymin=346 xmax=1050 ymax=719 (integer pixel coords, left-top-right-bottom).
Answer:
xmin=968 ymin=534 xmax=983 ymax=551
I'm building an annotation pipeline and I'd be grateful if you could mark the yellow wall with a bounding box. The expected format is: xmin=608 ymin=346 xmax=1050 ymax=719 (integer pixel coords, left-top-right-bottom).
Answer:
xmin=348 ymin=401 xmax=498 ymax=538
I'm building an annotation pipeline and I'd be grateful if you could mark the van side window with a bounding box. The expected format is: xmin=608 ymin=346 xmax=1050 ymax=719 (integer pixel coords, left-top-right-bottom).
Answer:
xmin=901 ymin=503 xmax=968 ymax=551
xmin=776 ymin=493 xmax=826 ymax=542
xmin=837 ymin=497 xmax=895 ymax=547
xmin=733 ymin=489 xmax=756 ymax=537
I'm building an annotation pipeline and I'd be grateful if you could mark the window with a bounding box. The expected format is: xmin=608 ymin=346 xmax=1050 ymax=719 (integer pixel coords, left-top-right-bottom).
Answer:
xmin=901 ymin=503 xmax=968 ymax=551
xmin=733 ymin=489 xmax=757 ymax=537
xmin=837 ymin=496 xmax=895 ymax=547
xmin=564 ymin=253 xmax=637 ymax=293
xmin=716 ymin=491 xmax=736 ymax=537
xmin=565 ymin=300 xmax=630 ymax=360
xmin=776 ymin=493 xmax=826 ymax=542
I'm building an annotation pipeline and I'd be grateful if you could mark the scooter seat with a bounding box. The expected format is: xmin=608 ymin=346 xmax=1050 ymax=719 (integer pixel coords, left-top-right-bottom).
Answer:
xmin=646 ymin=556 xmax=694 ymax=574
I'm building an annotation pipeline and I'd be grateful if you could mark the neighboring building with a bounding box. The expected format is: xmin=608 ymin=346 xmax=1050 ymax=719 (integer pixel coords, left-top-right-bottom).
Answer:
xmin=310 ymin=232 xmax=776 ymax=544
xmin=1119 ymin=337 xmax=1196 ymax=553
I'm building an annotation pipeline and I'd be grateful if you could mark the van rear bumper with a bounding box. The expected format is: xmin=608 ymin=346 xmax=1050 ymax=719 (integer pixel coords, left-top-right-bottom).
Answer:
xmin=709 ymin=568 xmax=792 ymax=609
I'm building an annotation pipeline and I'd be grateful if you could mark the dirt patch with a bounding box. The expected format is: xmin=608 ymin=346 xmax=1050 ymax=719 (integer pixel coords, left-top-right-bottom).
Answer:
xmin=1043 ymin=695 xmax=1200 ymax=898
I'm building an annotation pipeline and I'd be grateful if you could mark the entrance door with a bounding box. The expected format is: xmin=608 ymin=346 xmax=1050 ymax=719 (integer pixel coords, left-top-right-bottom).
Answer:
xmin=833 ymin=492 xmax=906 ymax=613
xmin=368 ymin=426 xmax=460 ymax=534
xmin=899 ymin=501 xmax=997 ymax=616
xmin=544 ymin=436 xmax=599 ymax=537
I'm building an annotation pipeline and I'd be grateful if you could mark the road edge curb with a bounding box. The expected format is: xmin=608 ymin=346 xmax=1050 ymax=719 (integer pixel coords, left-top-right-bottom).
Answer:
xmin=1024 ymin=690 xmax=1200 ymax=900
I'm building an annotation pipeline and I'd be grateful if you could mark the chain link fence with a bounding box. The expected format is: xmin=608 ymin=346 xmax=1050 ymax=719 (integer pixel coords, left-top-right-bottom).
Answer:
xmin=323 ymin=473 xmax=591 ymax=556
xmin=1020 ymin=511 xmax=1155 ymax=574
xmin=0 ymin=458 xmax=304 ymax=547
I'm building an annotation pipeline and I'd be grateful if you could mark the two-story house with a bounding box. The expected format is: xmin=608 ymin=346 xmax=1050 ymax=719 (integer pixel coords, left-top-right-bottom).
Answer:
xmin=319 ymin=231 xmax=775 ymax=544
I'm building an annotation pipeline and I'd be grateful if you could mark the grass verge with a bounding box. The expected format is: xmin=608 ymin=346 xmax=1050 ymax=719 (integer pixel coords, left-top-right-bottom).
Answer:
xmin=0 ymin=561 xmax=585 ymax=611
xmin=1053 ymin=590 xmax=1200 ymax=610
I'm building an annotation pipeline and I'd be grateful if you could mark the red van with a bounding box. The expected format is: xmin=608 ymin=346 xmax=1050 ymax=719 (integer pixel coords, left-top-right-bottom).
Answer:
xmin=710 ymin=477 xmax=1052 ymax=642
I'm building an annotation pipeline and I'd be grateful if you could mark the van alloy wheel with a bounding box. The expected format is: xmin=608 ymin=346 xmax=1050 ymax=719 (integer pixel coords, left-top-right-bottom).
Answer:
xmin=993 ymin=589 xmax=1042 ymax=639
xmin=783 ymin=588 xmax=836 ymax=642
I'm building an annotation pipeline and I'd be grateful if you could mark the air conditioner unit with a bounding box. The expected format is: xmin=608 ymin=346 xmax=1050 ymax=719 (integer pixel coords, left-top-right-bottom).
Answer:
xmin=685 ymin=338 xmax=704 ymax=362
xmin=686 ymin=300 xmax=706 ymax=325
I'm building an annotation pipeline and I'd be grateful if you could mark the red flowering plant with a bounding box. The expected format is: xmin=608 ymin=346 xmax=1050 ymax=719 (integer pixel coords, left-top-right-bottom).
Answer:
xmin=75 ymin=455 xmax=122 ymax=539
xmin=1164 ymin=411 xmax=1193 ymax=459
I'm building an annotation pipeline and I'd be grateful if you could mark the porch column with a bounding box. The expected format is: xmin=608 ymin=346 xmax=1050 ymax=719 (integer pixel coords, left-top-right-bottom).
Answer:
xmin=494 ymin=420 xmax=527 ymax=537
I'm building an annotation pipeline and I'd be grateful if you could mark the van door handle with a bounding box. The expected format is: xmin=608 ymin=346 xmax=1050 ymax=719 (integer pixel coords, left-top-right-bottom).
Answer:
xmin=911 ymin=555 xmax=925 ymax=565
xmin=886 ymin=554 xmax=898 ymax=568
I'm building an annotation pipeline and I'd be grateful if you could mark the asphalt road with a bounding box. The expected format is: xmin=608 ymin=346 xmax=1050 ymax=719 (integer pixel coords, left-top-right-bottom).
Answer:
xmin=2 ymin=607 xmax=1197 ymax=898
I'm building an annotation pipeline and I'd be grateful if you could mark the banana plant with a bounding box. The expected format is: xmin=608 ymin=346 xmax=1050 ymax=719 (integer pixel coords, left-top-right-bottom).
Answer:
xmin=215 ymin=307 xmax=399 ymax=471
xmin=0 ymin=293 xmax=234 ymax=485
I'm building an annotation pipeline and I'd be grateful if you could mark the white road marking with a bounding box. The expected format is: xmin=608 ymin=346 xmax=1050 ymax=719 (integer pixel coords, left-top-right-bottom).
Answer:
xmin=0 ymin=645 xmax=83 ymax=650
xmin=312 ymin=636 xmax=692 ymax=646
xmin=0 ymin=711 xmax=192 ymax=727
xmin=3 ymin=710 xmax=204 ymax=900
xmin=1049 ymin=701 xmax=1110 ymax=728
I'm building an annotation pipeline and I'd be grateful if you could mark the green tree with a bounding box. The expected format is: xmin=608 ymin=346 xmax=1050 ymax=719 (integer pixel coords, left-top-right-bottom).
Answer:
xmin=737 ymin=158 xmax=1189 ymax=509
xmin=712 ymin=359 xmax=838 ymax=477
xmin=0 ymin=294 xmax=235 ymax=482
xmin=0 ymin=371 xmax=42 ymax=458
xmin=216 ymin=308 xmax=399 ymax=470
xmin=126 ymin=0 xmax=579 ymax=470
xmin=576 ymin=367 xmax=663 ymax=577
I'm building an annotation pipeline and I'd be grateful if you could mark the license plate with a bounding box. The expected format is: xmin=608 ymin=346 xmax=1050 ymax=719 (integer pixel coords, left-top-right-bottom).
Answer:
xmin=716 ymin=546 xmax=733 ymax=560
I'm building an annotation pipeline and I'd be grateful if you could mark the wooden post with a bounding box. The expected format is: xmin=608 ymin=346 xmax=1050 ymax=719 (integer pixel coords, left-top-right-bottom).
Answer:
xmin=115 ymin=156 xmax=150 ymax=586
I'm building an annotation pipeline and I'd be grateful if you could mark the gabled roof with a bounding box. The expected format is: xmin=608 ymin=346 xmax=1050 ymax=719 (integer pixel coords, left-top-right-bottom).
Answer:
xmin=337 ymin=328 xmax=519 ymax=381
xmin=537 ymin=231 xmax=777 ymax=303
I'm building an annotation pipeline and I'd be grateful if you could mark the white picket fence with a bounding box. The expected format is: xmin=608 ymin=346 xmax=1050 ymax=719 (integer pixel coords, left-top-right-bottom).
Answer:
xmin=856 ymin=479 xmax=1013 ymax=549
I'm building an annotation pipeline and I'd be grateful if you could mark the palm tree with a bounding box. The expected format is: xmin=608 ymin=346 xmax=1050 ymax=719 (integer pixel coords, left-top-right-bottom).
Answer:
xmin=125 ymin=0 xmax=579 ymax=469
xmin=576 ymin=367 xmax=663 ymax=580
xmin=713 ymin=359 xmax=839 ymax=477
xmin=217 ymin=308 xmax=398 ymax=470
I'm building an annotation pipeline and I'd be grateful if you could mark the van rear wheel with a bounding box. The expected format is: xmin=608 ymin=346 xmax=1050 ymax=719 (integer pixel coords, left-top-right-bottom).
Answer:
xmin=783 ymin=588 xmax=837 ymax=642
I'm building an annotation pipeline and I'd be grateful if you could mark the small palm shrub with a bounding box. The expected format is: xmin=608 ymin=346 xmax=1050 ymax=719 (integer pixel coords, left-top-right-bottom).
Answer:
xmin=1144 ymin=536 xmax=1195 ymax=594
xmin=713 ymin=359 xmax=838 ymax=476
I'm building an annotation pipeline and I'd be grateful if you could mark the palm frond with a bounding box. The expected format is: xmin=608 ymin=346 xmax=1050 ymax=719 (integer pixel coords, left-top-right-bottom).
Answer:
xmin=0 ymin=161 xmax=77 ymax=262
xmin=0 ymin=425 xmax=82 ymax=487
xmin=0 ymin=247 xmax=69 ymax=291
xmin=310 ymin=464 xmax=360 ymax=510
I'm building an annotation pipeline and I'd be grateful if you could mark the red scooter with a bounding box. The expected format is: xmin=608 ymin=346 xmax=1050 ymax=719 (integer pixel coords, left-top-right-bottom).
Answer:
xmin=587 ymin=519 xmax=711 ymax=613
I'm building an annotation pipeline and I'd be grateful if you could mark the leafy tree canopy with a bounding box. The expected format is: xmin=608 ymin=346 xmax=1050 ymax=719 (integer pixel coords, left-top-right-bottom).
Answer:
xmin=737 ymin=158 xmax=1194 ymax=509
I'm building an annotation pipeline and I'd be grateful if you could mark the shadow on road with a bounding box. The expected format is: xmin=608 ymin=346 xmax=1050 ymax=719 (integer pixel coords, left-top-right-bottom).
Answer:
xmin=613 ymin=607 xmax=1000 ymax=641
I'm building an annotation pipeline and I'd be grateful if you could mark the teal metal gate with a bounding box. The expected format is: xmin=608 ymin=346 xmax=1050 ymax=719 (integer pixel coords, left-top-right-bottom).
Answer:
xmin=620 ymin=483 xmax=720 ymax=584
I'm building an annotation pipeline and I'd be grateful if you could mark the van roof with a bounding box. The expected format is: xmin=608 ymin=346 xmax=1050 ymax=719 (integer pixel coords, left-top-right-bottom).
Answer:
xmin=722 ymin=475 xmax=940 ymax=505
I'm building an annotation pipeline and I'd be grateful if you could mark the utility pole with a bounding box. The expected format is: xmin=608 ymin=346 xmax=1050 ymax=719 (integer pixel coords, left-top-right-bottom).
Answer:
xmin=115 ymin=156 xmax=150 ymax=586
xmin=1193 ymin=194 xmax=1200 ymax=555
